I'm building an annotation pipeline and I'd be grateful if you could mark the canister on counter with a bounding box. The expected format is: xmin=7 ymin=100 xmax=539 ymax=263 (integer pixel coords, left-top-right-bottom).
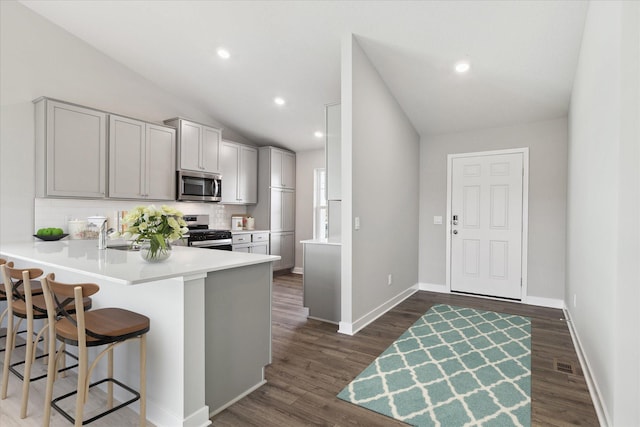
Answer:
xmin=68 ymin=219 xmax=87 ymax=239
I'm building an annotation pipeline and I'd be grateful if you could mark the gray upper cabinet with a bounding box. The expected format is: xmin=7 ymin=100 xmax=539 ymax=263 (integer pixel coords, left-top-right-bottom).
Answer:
xmin=35 ymin=98 xmax=107 ymax=198
xmin=269 ymin=148 xmax=296 ymax=189
xmin=165 ymin=118 xmax=221 ymax=173
xmin=220 ymin=140 xmax=258 ymax=204
xmin=326 ymin=103 xmax=341 ymax=201
xmin=109 ymin=115 xmax=176 ymax=200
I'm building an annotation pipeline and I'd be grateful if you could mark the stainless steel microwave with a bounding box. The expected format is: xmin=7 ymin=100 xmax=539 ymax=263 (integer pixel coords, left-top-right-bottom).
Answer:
xmin=177 ymin=171 xmax=222 ymax=202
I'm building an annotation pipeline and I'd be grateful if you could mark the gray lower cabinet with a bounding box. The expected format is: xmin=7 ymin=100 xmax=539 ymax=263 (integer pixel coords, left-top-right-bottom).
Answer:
xmin=35 ymin=98 xmax=107 ymax=198
xmin=232 ymin=231 xmax=269 ymax=254
xmin=302 ymin=241 xmax=341 ymax=323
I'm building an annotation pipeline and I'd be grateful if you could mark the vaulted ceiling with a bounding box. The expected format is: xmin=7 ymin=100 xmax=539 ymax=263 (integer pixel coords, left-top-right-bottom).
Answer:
xmin=21 ymin=1 xmax=588 ymax=152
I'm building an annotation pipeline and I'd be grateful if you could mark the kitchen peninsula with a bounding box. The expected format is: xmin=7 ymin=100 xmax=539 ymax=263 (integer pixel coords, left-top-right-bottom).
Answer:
xmin=0 ymin=239 xmax=279 ymax=427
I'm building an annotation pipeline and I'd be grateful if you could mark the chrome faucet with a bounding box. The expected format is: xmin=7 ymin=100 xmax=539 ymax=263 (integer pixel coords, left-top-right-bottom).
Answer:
xmin=98 ymin=219 xmax=108 ymax=250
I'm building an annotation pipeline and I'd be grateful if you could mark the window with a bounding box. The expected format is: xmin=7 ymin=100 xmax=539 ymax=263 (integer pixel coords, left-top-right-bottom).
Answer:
xmin=313 ymin=168 xmax=327 ymax=239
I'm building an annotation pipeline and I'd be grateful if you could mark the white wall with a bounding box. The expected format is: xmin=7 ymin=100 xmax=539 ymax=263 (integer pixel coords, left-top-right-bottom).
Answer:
xmin=567 ymin=1 xmax=640 ymax=425
xmin=340 ymin=34 xmax=420 ymax=333
xmin=419 ymin=118 xmax=568 ymax=302
xmin=0 ymin=1 xmax=250 ymax=244
xmin=294 ymin=148 xmax=325 ymax=273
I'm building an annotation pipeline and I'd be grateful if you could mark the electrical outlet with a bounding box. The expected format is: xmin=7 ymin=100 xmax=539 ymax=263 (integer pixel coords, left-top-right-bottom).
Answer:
xmin=388 ymin=274 xmax=393 ymax=286
xmin=354 ymin=216 xmax=360 ymax=230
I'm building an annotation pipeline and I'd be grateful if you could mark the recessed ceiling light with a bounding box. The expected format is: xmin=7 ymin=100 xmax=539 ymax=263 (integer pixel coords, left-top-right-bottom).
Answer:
xmin=454 ymin=61 xmax=470 ymax=74
xmin=314 ymin=131 xmax=323 ymax=138
xmin=274 ymin=97 xmax=286 ymax=106
xmin=217 ymin=48 xmax=230 ymax=59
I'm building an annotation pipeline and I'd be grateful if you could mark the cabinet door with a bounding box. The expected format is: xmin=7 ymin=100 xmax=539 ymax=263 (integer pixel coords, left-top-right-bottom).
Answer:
xmin=233 ymin=244 xmax=251 ymax=253
xmin=179 ymin=120 xmax=202 ymax=172
xmin=146 ymin=124 xmax=176 ymax=200
xmin=280 ymin=232 xmax=295 ymax=269
xmin=270 ymin=232 xmax=282 ymax=270
xmin=108 ymin=115 xmax=145 ymax=199
xmin=281 ymin=151 xmax=296 ymax=189
xmin=282 ymin=190 xmax=295 ymax=232
xmin=220 ymin=142 xmax=240 ymax=203
xmin=46 ymin=101 xmax=107 ymax=197
xmin=250 ymin=242 xmax=269 ymax=255
xmin=239 ymin=146 xmax=258 ymax=204
xmin=202 ymin=126 xmax=221 ymax=173
xmin=326 ymin=104 xmax=341 ymax=200
xmin=270 ymin=189 xmax=283 ymax=231
xmin=270 ymin=149 xmax=284 ymax=188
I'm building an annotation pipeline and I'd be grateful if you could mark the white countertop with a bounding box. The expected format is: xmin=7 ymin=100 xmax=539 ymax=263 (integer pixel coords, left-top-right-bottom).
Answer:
xmin=0 ymin=239 xmax=279 ymax=285
xmin=231 ymin=229 xmax=269 ymax=234
xmin=300 ymin=238 xmax=342 ymax=246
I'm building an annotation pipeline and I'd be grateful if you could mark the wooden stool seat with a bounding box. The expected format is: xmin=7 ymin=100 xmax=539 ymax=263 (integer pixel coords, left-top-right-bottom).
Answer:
xmin=0 ymin=280 xmax=44 ymax=298
xmin=56 ymin=308 xmax=149 ymax=346
xmin=10 ymin=294 xmax=91 ymax=319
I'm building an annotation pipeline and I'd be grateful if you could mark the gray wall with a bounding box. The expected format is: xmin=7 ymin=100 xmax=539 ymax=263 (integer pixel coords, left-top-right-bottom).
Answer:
xmin=419 ymin=118 xmax=568 ymax=301
xmin=567 ymin=1 xmax=639 ymax=425
xmin=341 ymin=35 xmax=420 ymax=326
xmin=294 ymin=148 xmax=326 ymax=272
xmin=0 ymin=2 xmax=250 ymax=244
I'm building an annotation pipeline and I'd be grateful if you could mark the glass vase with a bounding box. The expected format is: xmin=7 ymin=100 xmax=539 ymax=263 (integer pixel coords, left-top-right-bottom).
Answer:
xmin=139 ymin=238 xmax=172 ymax=263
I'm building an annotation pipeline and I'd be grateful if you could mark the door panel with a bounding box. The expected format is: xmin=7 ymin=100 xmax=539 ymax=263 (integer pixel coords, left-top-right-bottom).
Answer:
xmin=450 ymin=152 xmax=523 ymax=299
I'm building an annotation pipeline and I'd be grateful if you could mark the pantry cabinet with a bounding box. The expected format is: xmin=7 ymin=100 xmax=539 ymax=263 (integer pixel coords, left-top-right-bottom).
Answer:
xmin=220 ymin=140 xmax=258 ymax=204
xmin=165 ymin=118 xmax=221 ymax=174
xmin=247 ymin=146 xmax=296 ymax=271
xmin=35 ymin=98 xmax=107 ymax=198
xmin=108 ymin=115 xmax=176 ymax=200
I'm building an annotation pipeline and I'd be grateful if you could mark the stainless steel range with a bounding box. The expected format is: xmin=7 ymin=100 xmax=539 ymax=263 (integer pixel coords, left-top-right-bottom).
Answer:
xmin=183 ymin=215 xmax=232 ymax=251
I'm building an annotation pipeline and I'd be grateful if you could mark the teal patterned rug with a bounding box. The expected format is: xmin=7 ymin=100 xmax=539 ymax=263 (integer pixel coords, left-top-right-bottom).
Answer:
xmin=338 ymin=304 xmax=531 ymax=426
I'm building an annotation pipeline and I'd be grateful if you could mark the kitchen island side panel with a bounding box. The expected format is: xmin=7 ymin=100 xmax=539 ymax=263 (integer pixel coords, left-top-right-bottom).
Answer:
xmin=205 ymin=261 xmax=272 ymax=415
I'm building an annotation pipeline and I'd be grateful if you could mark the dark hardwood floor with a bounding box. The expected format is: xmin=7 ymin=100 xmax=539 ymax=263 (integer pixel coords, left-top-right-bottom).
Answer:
xmin=211 ymin=273 xmax=599 ymax=426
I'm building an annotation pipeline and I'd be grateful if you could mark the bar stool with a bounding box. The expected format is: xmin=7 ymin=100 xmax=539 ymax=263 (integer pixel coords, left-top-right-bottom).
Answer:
xmin=0 ymin=258 xmax=44 ymax=352
xmin=0 ymin=264 xmax=91 ymax=419
xmin=42 ymin=273 xmax=150 ymax=426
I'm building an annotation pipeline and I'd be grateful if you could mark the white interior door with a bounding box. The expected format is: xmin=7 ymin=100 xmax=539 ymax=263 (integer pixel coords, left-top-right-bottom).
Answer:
xmin=450 ymin=152 xmax=524 ymax=299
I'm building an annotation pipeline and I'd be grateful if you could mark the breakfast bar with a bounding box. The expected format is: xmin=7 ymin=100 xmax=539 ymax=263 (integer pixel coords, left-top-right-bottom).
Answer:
xmin=0 ymin=240 xmax=279 ymax=427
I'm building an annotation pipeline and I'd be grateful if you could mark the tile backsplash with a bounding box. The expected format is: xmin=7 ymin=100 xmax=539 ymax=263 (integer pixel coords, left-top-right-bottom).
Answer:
xmin=34 ymin=198 xmax=247 ymax=233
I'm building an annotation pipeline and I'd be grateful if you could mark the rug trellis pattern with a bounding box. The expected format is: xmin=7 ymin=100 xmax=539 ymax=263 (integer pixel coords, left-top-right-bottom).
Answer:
xmin=338 ymin=304 xmax=531 ymax=427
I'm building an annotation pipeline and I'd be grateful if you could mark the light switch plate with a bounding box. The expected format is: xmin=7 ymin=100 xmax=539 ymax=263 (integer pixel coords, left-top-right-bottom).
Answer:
xmin=354 ymin=216 xmax=360 ymax=230
xmin=434 ymin=216 xmax=443 ymax=225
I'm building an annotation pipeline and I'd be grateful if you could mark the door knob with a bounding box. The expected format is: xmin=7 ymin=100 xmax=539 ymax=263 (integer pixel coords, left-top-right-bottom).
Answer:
xmin=452 ymin=230 xmax=458 ymax=235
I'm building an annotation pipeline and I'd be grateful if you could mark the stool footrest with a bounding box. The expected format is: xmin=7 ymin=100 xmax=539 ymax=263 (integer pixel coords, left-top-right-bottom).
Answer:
xmin=0 ymin=329 xmax=43 ymax=352
xmin=51 ymin=377 xmax=141 ymax=425
xmin=8 ymin=350 xmax=78 ymax=382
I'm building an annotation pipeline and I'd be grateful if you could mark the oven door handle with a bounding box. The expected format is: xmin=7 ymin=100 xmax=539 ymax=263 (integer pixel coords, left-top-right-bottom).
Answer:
xmin=190 ymin=239 xmax=232 ymax=247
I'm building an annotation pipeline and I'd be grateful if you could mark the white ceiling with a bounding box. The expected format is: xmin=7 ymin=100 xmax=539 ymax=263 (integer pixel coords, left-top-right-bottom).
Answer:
xmin=20 ymin=0 xmax=588 ymax=153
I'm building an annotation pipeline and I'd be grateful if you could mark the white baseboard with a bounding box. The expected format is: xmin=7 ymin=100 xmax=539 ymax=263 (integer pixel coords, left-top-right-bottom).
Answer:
xmin=338 ymin=284 xmax=419 ymax=336
xmin=419 ymin=282 xmax=448 ymax=292
xmin=563 ymin=308 xmax=610 ymax=427
xmin=418 ymin=282 xmax=565 ymax=310
xmin=291 ymin=267 xmax=303 ymax=274
xmin=184 ymin=406 xmax=213 ymax=427
xmin=524 ymin=295 xmax=565 ymax=309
